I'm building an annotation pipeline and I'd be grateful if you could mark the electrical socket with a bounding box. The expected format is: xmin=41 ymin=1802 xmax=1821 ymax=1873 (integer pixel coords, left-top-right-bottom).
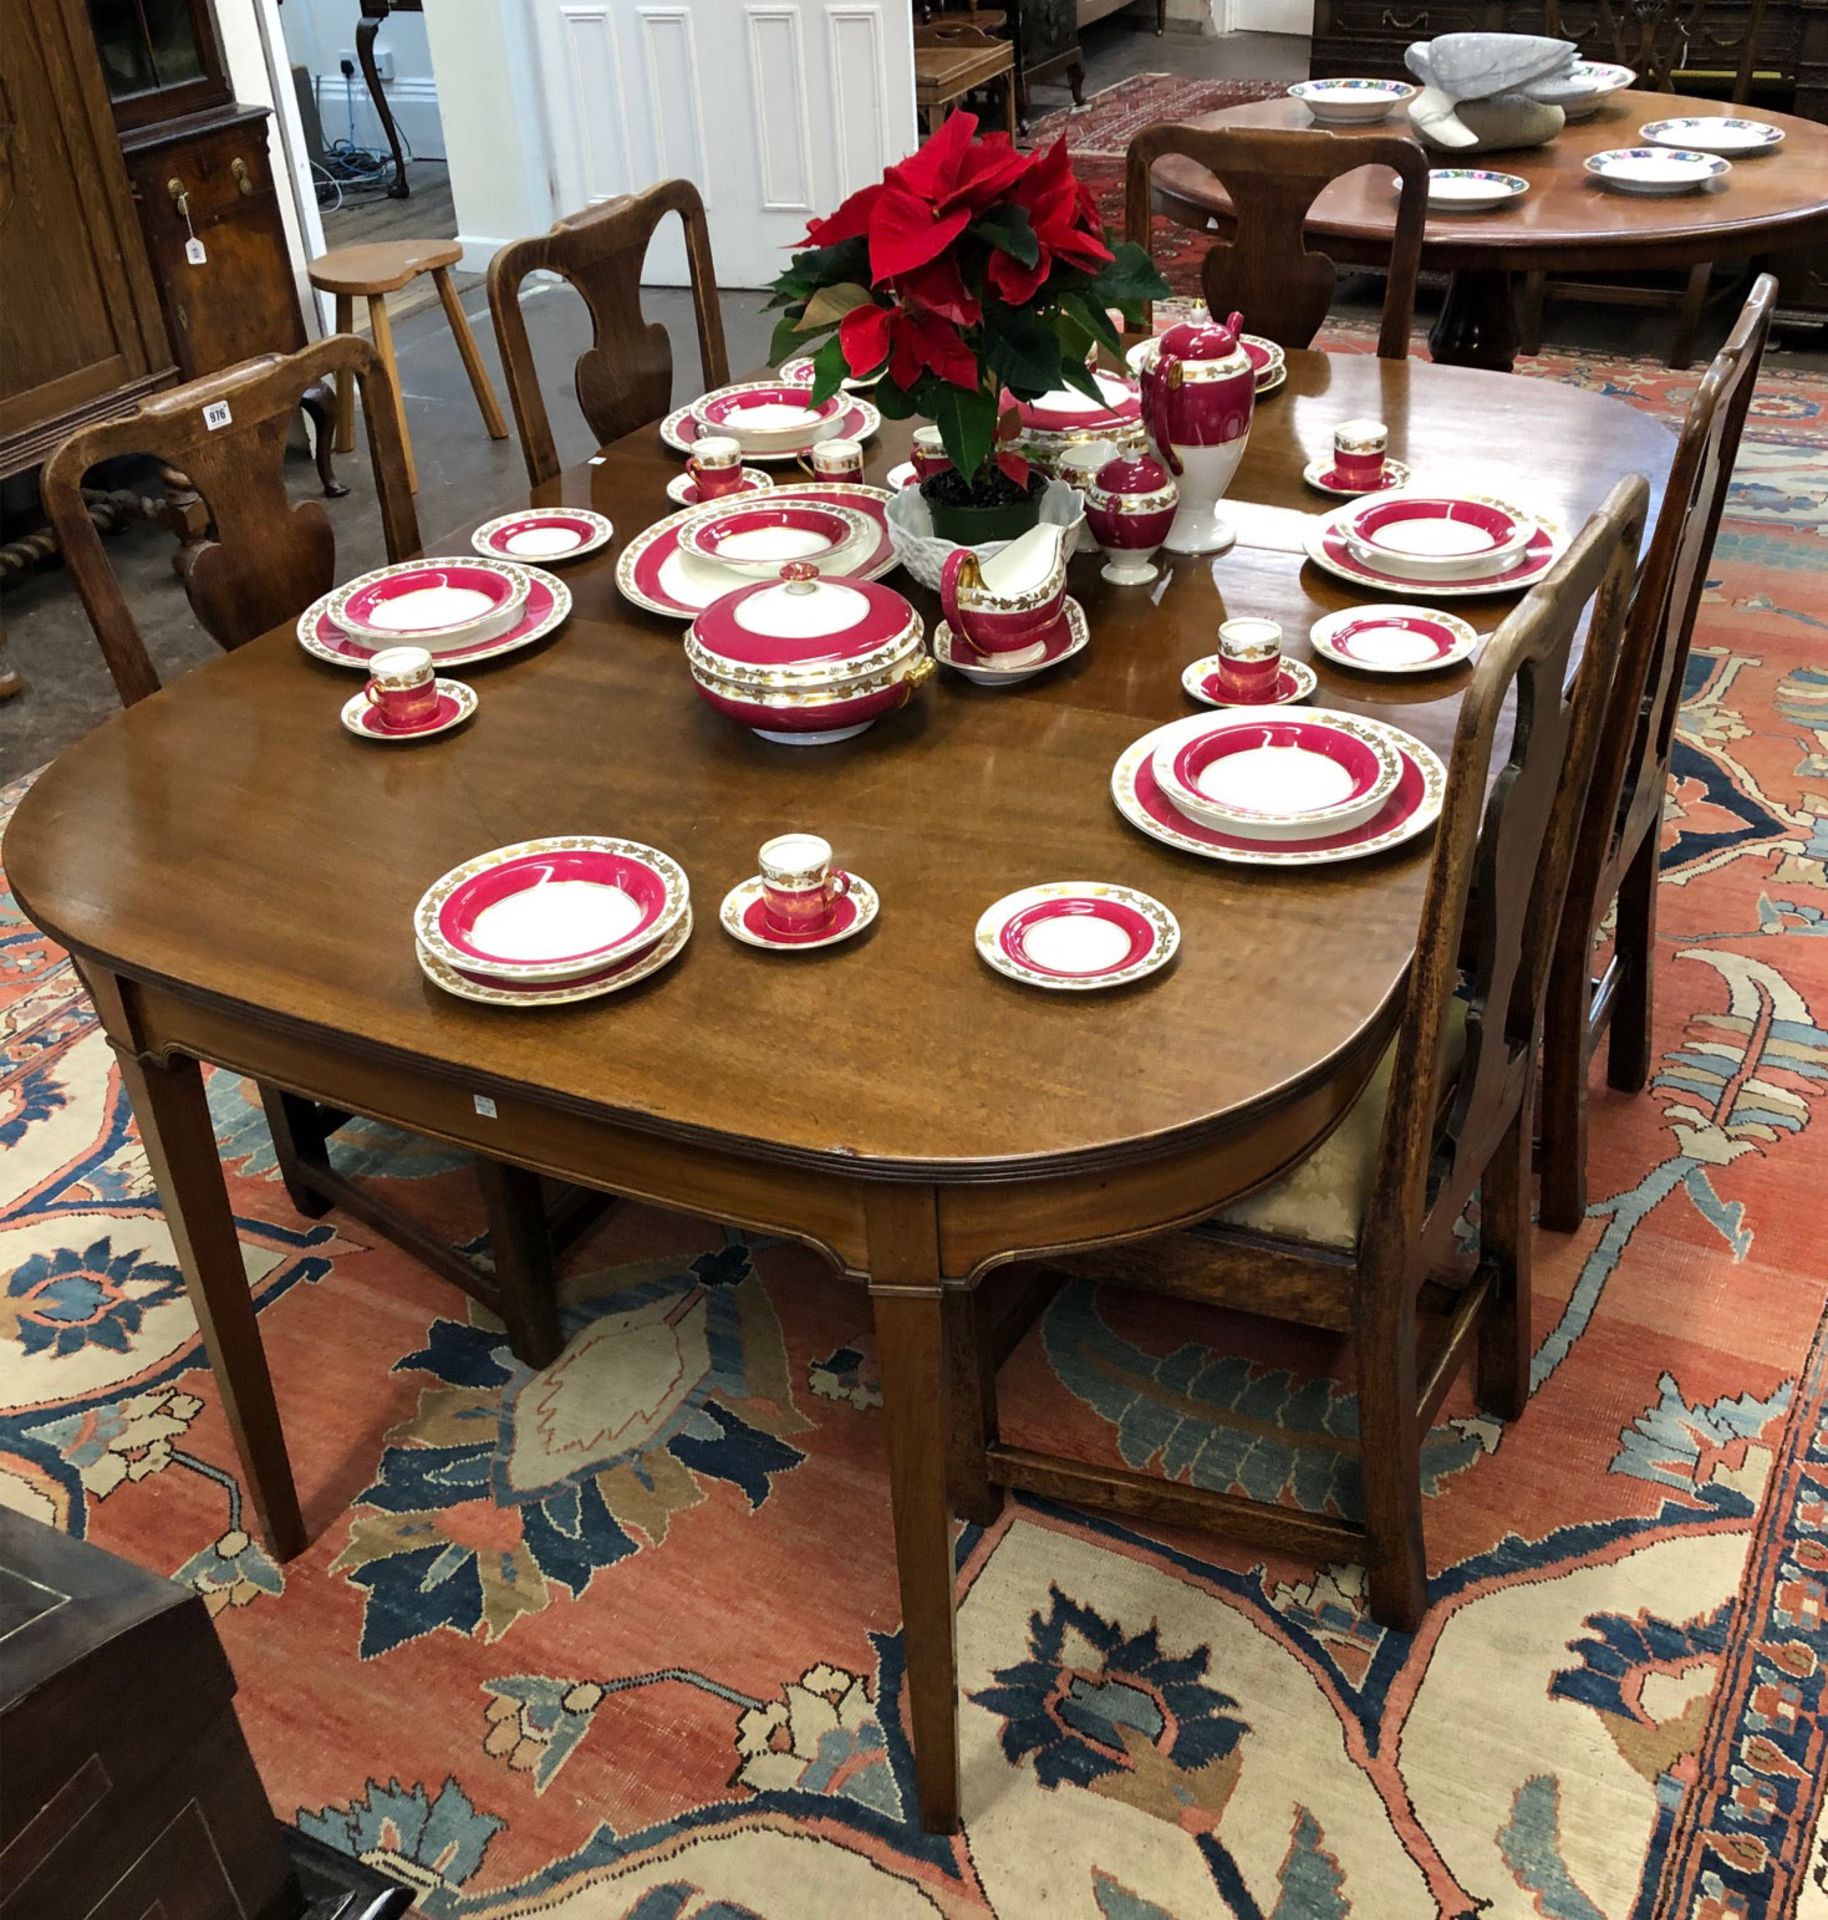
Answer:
xmin=337 ymin=44 xmax=394 ymax=82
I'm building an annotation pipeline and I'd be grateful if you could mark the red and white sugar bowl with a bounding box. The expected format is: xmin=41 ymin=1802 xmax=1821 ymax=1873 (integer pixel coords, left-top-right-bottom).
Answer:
xmin=684 ymin=561 xmax=933 ymax=746
xmin=1085 ymin=453 xmax=1179 ymax=586
xmin=1138 ymin=309 xmax=1255 ymax=555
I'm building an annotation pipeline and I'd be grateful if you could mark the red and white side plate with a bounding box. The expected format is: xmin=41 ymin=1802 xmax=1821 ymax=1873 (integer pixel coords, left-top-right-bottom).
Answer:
xmin=1305 ymin=495 xmax=1562 ymax=597
xmin=1182 ymin=655 xmax=1316 ymax=708
xmin=1310 ymin=603 xmax=1480 ymax=674
xmin=718 ymin=873 xmax=880 ymax=951
xmin=1112 ymin=711 xmax=1446 ymax=866
xmin=297 ymin=570 xmax=570 ymax=668
xmin=934 ymin=598 xmax=1088 ymax=686
xmin=331 ymin=557 xmax=529 ymax=646
xmin=617 ymin=484 xmax=896 ymax=618
xmin=976 ymin=882 xmax=1179 ymax=992
xmin=414 ymin=836 xmax=691 ymax=984
xmin=666 ymin=468 xmax=773 ymax=507
xmin=418 ymin=908 xmax=693 ymax=1007
xmin=661 ymin=394 xmax=881 ymax=460
xmin=340 ymin=678 xmax=477 ymax=741
xmin=471 ymin=508 xmax=613 ymax=564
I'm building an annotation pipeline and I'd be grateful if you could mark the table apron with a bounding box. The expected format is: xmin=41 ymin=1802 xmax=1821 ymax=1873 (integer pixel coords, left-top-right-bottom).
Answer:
xmin=89 ymin=968 xmax=1389 ymax=1289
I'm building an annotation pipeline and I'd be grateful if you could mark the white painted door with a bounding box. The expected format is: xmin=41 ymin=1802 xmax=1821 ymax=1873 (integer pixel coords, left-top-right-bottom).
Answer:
xmin=530 ymin=1 xmax=918 ymax=289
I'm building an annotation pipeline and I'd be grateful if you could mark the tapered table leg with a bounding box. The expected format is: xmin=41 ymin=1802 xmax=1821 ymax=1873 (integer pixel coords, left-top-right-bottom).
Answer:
xmin=868 ymin=1185 xmax=960 ymax=1834
xmin=113 ymin=1047 xmax=305 ymax=1560
xmin=1429 ymin=268 xmax=1520 ymax=373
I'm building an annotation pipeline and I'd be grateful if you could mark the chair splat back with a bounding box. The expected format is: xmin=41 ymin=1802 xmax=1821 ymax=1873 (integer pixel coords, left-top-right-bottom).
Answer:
xmin=1367 ymin=477 xmax=1648 ymax=1270
xmin=1124 ymin=123 xmax=1429 ymax=356
xmin=487 ymin=181 xmax=730 ymax=488
xmin=1550 ymin=0 xmax=1768 ymax=99
xmin=41 ymin=337 xmax=419 ymax=707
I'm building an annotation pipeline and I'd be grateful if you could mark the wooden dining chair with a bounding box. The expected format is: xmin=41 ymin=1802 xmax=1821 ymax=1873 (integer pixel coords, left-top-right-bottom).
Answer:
xmin=949 ymin=476 xmax=1647 ymax=1632
xmin=1523 ymin=0 xmax=1769 ymax=367
xmin=1538 ymin=275 xmax=1777 ymax=1231
xmin=487 ymin=181 xmax=731 ymax=489
xmin=1124 ymin=124 xmax=1429 ymax=356
xmin=40 ymin=337 xmax=571 ymax=1368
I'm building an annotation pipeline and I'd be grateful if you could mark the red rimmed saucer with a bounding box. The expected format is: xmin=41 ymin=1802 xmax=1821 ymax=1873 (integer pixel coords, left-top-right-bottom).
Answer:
xmin=1343 ymin=493 xmax=1533 ymax=576
xmin=1181 ymin=655 xmax=1316 ymax=708
xmin=666 ymin=468 xmax=773 ymax=507
xmin=331 ymin=557 xmax=529 ymax=646
xmin=934 ymin=598 xmax=1088 ymax=687
xmin=975 ymin=882 xmax=1180 ymax=992
xmin=414 ymin=836 xmax=691 ymax=984
xmin=417 ymin=908 xmax=693 ymax=1007
xmin=1305 ymin=499 xmax=1561 ymax=598
xmin=719 ymin=873 xmax=880 ymax=951
xmin=1112 ymin=712 xmax=1445 ymax=867
xmin=1310 ymin=603 xmax=1480 ymax=675
xmin=617 ymin=484 xmax=896 ymax=619
xmin=1302 ymin=453 xmax=1411 ymax=498
xmin=661 ymin=395 xmax=881 ymax=461
xmin=340 ymin=678 xmax=477 ymax=741
xmin=298 ymin=570 xmax=571 ymax=668
xmin=1157 ymin=711 xmax=1403 ymax=839
xmin=470 ymin=508 xmax=613 ymax=564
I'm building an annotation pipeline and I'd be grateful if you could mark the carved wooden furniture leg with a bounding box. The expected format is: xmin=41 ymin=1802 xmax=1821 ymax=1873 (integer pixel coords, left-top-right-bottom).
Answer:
xmin=1518 ymin=268 xmax=1547 ymax=355
xmin=157 ymin=465 xmax=211 ymax=578
xmin=431 ymin=266 xmax=508 ymax=443
xmin=1670 ymin=261 xmax=1711 ymax=370
xmin=474 ymin=1159 xmax=565 ymax=1369
xmin=1538 ymin=917 xmax=1594 ymax=1233
xmin=1357 ymin=1280 xmax=1427 ymax=1632
xmin=944 ymin=1284 xmax=1002 ymax=1527
xmin=259 ymin=1088 xmax=336 ymax=1221
xmin=1607 ymin=828 xmax=1659 ymax=1094
xmin=356 ymin=10 xmax=411 ymax=200
xmin=1068 ymin=55 xmax=1086 ymax=105
xmin=299 ymin=383 xmax=347 ymax=498
xmin=114 ymin=1044 xmax=305 ymax=1560
xmin=365 ymin=293 xmax=417 ymax=493
xmin=1429 ymin=269 xmax=1520 ymax=372
xmin=1476 ymin=1098 xmax=1534 ymax=1421
xmin=331 ymin=294 xmax=357 ymax=452
xmin=868 ymin=1186 xmax=960 ymax=1834
xmin=0 ymin=621 xmax=19 ymax=702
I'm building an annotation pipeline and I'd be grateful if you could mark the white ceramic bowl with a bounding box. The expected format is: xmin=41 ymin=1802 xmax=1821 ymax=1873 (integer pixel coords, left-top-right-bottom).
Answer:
xmin=1560 ymin=61 xmax=1636 ymax=119
xmin=1288 ymin=78 xmax=1416 ymax=124
xmin=883 ymin=477 xmax=1086 ymax=592
xmin=688 ymin=382 xmax=846 ymax=454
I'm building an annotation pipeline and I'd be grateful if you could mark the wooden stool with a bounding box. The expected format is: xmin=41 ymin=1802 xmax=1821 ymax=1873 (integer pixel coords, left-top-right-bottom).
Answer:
xmin=307 ymin=238 xmax=507 ymax=492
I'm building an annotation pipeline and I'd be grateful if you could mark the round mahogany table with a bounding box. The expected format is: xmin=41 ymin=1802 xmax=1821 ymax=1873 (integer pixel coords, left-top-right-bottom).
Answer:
xmin=1148 ymin=91 xmax=1828 ymax=370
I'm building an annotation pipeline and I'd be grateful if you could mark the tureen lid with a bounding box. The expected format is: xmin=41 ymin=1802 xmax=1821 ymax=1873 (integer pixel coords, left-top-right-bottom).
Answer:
xmin=689 ymin=562 xmax=920 ymax=671
xmin=1159 ymin=311 xmax=1244 ymax=361
xmin=1092 ymin=452 xmax=1173 ymax=496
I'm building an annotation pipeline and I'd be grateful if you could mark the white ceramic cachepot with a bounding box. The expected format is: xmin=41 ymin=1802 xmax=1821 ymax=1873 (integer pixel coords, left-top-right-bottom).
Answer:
xmin=1138 ymin=311 xmax=1255 ymax=555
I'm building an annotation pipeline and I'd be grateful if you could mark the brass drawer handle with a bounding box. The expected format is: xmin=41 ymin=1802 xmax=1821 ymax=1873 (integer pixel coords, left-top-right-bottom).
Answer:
xmin=231 ymin=156 xmax=254 ymax=195
xmin=1380 ymin=7 xmax=1429 ymax=24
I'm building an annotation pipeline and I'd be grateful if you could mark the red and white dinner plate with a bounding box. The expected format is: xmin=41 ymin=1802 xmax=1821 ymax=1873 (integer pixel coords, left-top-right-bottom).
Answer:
xmin=1303 ymin=453 xmax=1411 ymax=498
xmin=975 ymin=882 xmax=1180 ymax=992
xmin=1112 ymin=710 xmax=1446 ymax=866
xmin=1309 ymin=603 xmax=1480 ymax=674
xmin=340 ymin=678 xmax=477 ymax=741
xmin=1181 ymin=655 xmax=1316 ymax=708
xmin=331 ymin=557 xmax=529 ymax=646
xmin=414 ymin=836 xmax=691 ymax=985
xmin=471 ymin=508 xmax=613 ymax=564
xmin=666 ymin=468 xmax=773 ymax=507
xmin=661 ymin=393 xmax=881 ymax=460
xmin=933 ymin=598 xmax=1088 ymax=686
xmin=1017 ymin=372 xmax=1141 ymax=435
xmin=298 ymin=569 xmax=570 ymax=668
xmin=1305 ymin=494 xmax=1562 ymax=597
xmin=677 ymin=500 xmax=874 ymax=578
xmin=1342 ymin=493 xmax=1533 ymax=578
xmin=777 ymin=353 xmax=879 ymax=392
xmin=718 ymin=873 xmax=880 ymax=951
xmin=1154 ymin=710 xmax=1404 ymax=839
xmin=617 ymin=484 xmax=897 ymax=618
xmin=418 ymin=908 xmax=693 ymax=1007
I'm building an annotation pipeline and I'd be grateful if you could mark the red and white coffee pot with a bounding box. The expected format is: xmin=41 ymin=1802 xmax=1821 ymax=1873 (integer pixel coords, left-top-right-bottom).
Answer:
xmin=1139 ymin=310 xmax=1255 ymax=555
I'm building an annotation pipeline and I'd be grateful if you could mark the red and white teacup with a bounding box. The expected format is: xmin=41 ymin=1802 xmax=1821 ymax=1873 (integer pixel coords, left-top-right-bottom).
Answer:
xmin=1216 ymin=617 xmax=1283 ymax=702
xmin=363 ymin=645 xmax=439 ymax=728
xmin=911 ymin=425 xmax=952 ymax=483
xmin=807 ymin=436 xmax=865 ymax=483
xmin=687 ymin=434 xmax=746 ymax=500
xmin=1333 ymin=418 xmax=1389 ymax=489
xmin=759 ymin=832 xmax=851 ymax=934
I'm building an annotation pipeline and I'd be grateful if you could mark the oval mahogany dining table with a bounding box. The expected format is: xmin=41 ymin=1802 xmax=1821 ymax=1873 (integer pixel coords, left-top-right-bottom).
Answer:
xmin=4 ymin=352 xmax=1673 ymax=1834
xmin=1147 ymin=92 xmax=1828 ymax=370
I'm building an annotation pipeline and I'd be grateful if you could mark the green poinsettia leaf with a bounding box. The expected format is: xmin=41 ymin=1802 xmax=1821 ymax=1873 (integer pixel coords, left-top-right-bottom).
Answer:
xmin=1087 ymin=240 xmax=1172 ymax=313
xmin=926 ymin=382 xmax=999 ymax=484
xmin=982 ymin=300 xmax=1064 ymax=399
xmin=870 ymin=376 xmax=917 ymax=421
xmin=768 ymin=237 xmax=871 ymax=307
xmin=1064 ymin=290 xmax=1123 ymax=354
xmin=1056 ymin=351 xmax=1107 ymax=408
xmin=768 ymin=306 xmax=814 ymax=367
xmin=970 ymin=203 xmax=1040 ymax=268
xmin=808 ymin=333 xmax=850 ymax=408
xmin=796 ymin=281 xmax=875 ymax=334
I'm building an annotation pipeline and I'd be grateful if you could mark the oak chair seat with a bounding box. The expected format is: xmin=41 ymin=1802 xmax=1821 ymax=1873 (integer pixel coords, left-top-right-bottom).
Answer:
xmin=914 ymin=25 xmax=1018 ymax=138
xmin=306 ymin=238 xmax=463 ymax=297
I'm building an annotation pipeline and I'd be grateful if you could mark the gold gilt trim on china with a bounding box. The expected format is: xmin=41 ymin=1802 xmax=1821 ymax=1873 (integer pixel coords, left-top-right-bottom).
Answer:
xmin=685 ymin=615 xmax=924 ymax=691
xmin=975 ymin=881 xmax=1181 ymax=991
xmin=1090 ymin=485 xmax=1179 ymax=515
xmin=412 ymin=835 xmax=692 ymax=979
xmin=329 ymin=554 xmax=530 ymax=638
xmin=1020 ymin=419 xmax=1149 ymax=458
xmin=951 ymin=550 xmax=1067 ymax=616
xmin=692 ymin=652 xmax=933 ymax=708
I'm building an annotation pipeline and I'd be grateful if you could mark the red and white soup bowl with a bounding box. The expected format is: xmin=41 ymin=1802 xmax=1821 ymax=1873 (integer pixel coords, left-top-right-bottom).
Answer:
xmin=688 ymin=382 xmax=847 ymax=456
xmin=330 ymin=557 xmax=530 ymax=647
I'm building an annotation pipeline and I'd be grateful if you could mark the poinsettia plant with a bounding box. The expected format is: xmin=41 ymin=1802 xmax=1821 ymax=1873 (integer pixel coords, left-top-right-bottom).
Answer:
xmin=767 ymin=111 xmax=1169 ymax=494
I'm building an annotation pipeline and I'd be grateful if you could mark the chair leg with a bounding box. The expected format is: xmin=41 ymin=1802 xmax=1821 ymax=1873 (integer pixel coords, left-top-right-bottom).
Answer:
xmin=332 ymin=294 xmax=356 ymax=452
xmin=1607 ymin=826 xmax=1660 ymax=1094
xmin=1476 ymin=1096 xmax=1533 ymax=1421
xmin=299 ymin=385 xmax=348 ymax=499
xmin=366 ymin=293 xmax=418 ymax=494
xmin=1356 ymin=1282 xmax=1427 ymax=1632
xmin=1517 ymin=271 xmax=1546 ymax=356
xmin=1537 ymin=928 xmax=1594 ymax=1235
xmin=473 ymin=1159 xmax=564 ymax=1370
xmin=258 ymin=1087 xmax=334 ymax=1220
xmin=432 ymin=265 xmax=509 ymax=442
xmin=1670 ymin=262 xmax=1710 ymax=371
xmin=1002 ymin=68 xmax=1018 ymax=141
xmin=945 ymin=1286 xmax=1005 ymax=1527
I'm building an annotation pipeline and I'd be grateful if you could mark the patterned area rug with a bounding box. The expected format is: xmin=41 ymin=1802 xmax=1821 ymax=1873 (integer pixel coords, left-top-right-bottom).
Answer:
xmin=3 ymin=341 xmax=1826 ymax=1916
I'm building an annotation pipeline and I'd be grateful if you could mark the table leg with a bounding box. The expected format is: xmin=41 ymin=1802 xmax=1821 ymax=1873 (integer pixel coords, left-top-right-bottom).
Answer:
xmin=113 ymin=1046 xmax=305 ymax=1561
xmin=1429 ymin=268 xmax=1520 ymax=373
xmin=867 ymin=1185 xmax=960 ymax=1834
xmin=357 ymin=13 xmax=410 ymax=201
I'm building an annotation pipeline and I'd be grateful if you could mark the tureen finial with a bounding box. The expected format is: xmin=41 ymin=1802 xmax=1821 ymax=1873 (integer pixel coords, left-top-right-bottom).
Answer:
xmin=780 ymin=560 xmax=819 ymax=595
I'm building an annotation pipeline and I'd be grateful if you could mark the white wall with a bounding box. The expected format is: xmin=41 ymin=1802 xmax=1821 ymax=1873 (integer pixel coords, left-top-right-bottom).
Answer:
xmin=278 ymin=0 xmax=445 ymax=160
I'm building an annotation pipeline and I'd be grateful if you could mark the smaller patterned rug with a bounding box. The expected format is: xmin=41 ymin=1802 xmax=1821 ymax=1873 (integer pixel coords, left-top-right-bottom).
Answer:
xmin=1028 ymin=71 xmax=1285 ymax=156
